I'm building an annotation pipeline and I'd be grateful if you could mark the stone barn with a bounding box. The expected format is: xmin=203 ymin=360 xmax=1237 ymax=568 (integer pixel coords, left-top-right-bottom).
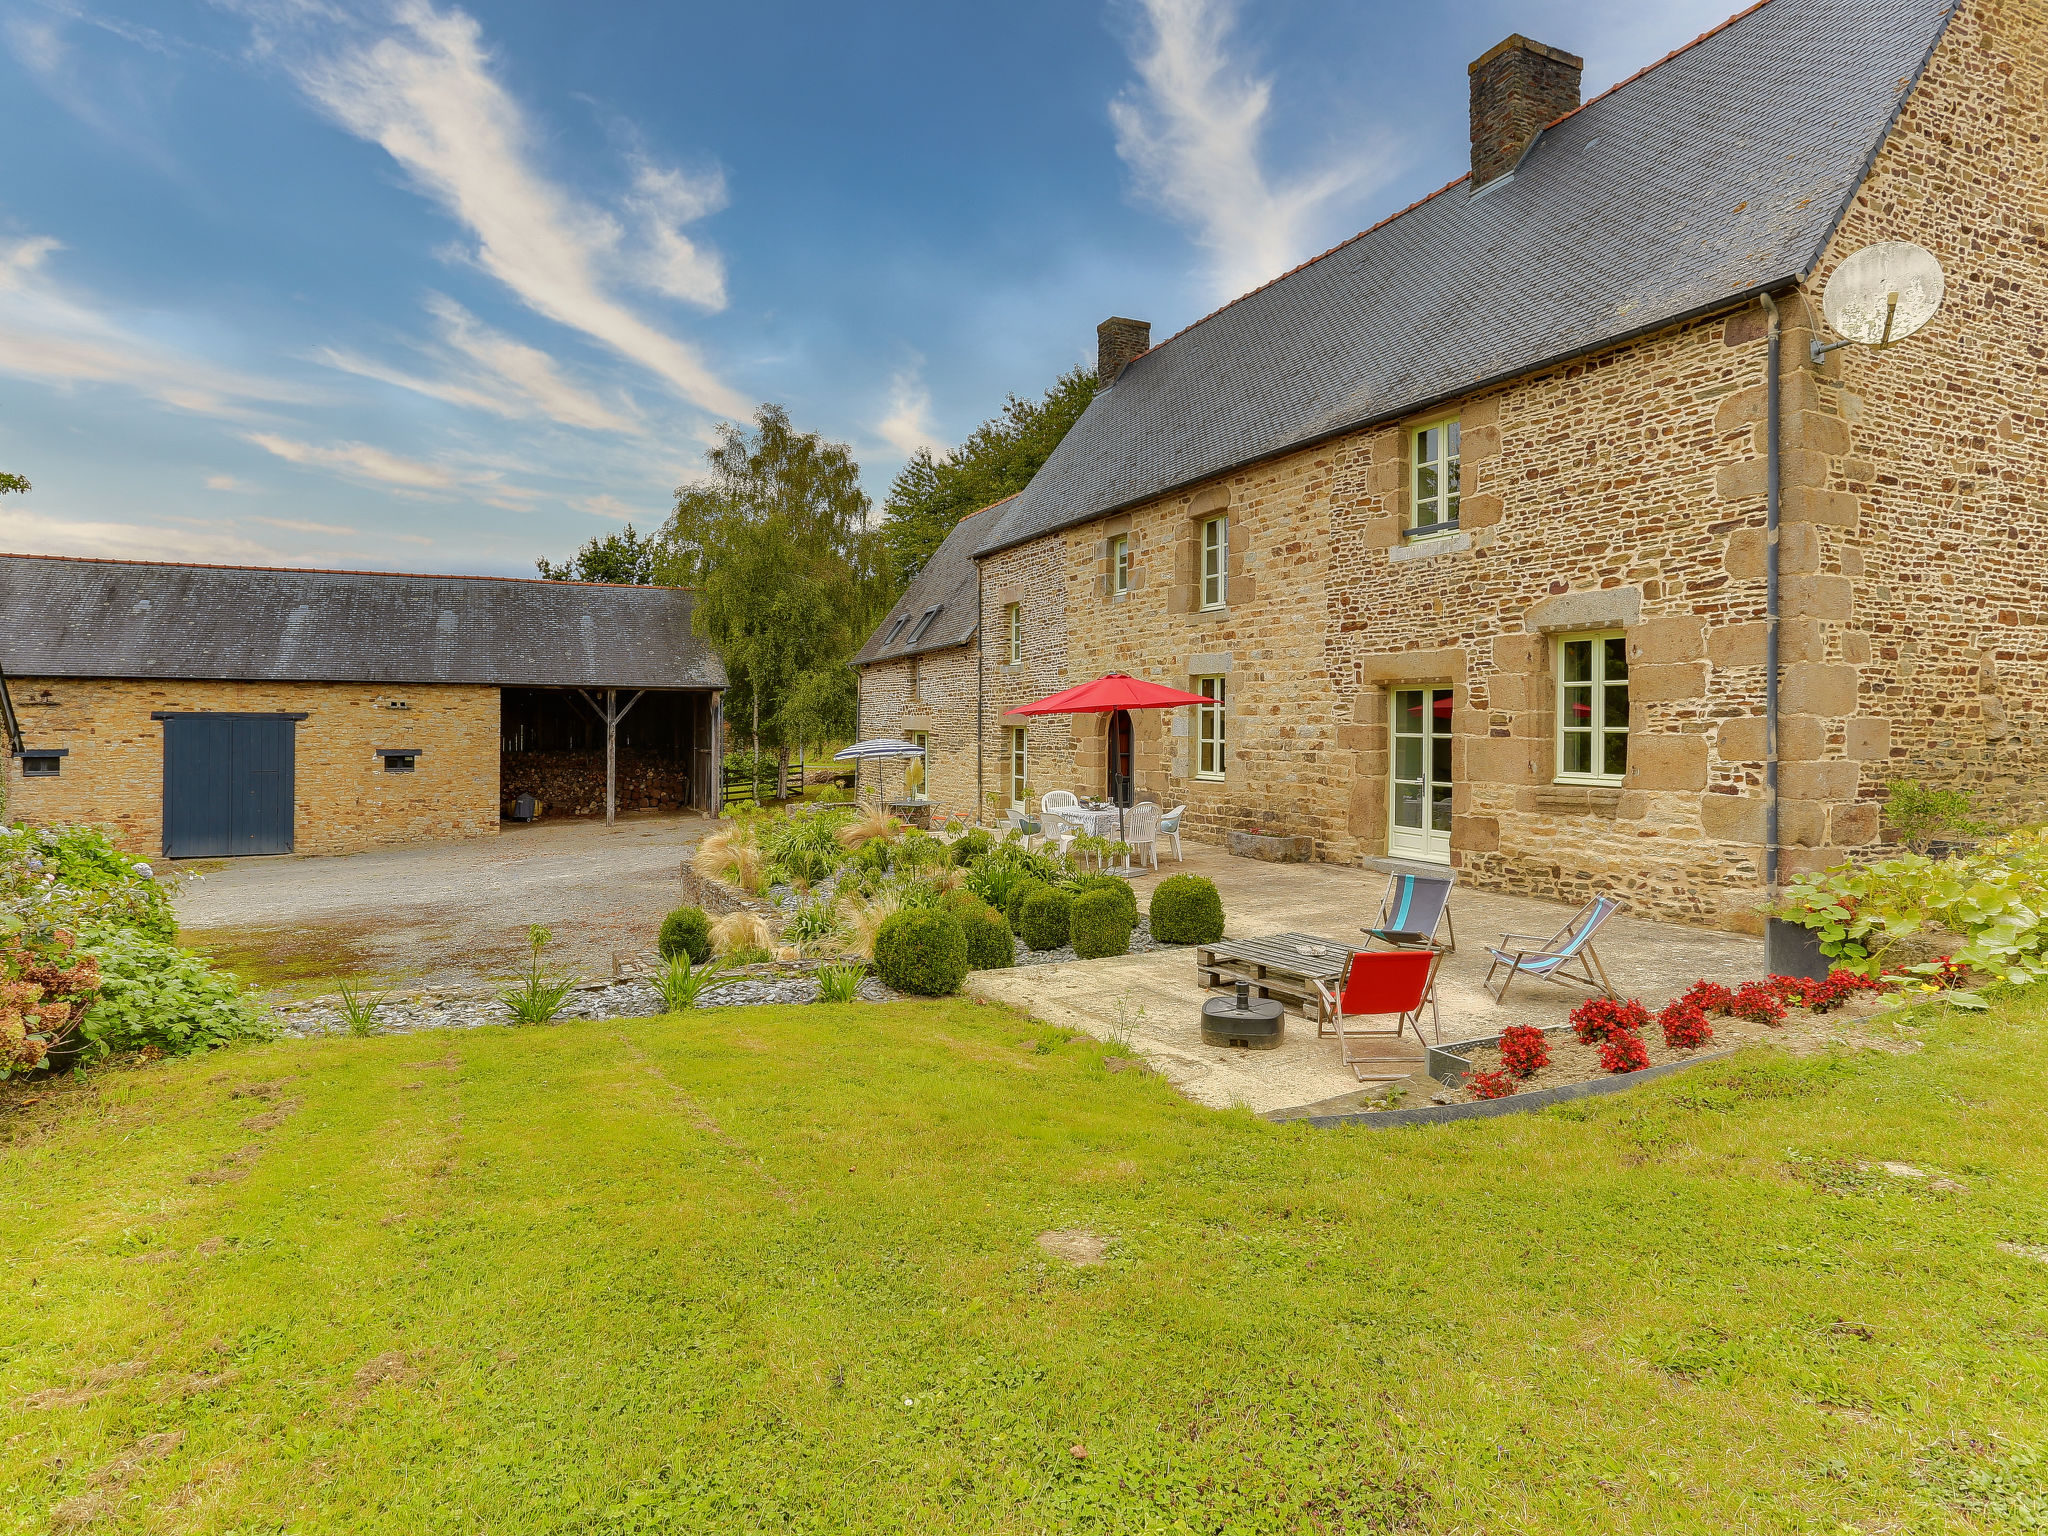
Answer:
xmin=0 ymin=554 xmax=726 ymax=858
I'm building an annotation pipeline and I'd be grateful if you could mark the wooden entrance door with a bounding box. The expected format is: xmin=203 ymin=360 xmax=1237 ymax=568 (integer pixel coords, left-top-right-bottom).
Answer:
xmin=1389 ymin=688 xmax=1452 ymax=863
xmin=162 ymin=714 xmax=297 ymax=858
xmin=1107 ymin=709 xmax=1134 ymax=807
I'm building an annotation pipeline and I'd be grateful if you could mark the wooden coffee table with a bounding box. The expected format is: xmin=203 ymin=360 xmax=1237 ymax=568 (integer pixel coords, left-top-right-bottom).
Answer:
xmin=1195 ymin=932 xmax=1354 ymax=1023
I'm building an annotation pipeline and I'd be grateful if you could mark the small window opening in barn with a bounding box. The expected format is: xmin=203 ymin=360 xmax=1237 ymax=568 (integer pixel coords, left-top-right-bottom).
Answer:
xmin=19 ymin=750 xmax=66 ymax=777
xmin=884 ymin=614 xmax=911 ymax=647
xmin=906 ymin=604 xmax=942 ymax=644
xmin=376 ymin=748 xmax=421 ymax=774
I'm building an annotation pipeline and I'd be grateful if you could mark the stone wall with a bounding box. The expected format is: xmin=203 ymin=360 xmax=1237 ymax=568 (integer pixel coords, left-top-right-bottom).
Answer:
xmin=1 ymin=677 xmax=500 ymax=857
xmin=854 ymin=639 xmax=987 ymax=823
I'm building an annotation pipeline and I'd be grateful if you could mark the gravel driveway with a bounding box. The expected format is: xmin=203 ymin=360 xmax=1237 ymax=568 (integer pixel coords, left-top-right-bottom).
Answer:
xmin=174 ymin=813 xmax=713 ymax=995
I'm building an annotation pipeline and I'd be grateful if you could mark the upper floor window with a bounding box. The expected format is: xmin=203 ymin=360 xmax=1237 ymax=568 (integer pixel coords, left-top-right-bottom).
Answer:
xmin=1411 ymin=420 xmax=1460 ymax=532
xmin=1556 ymin=632 xmax=1628 ymax=782
xmin=1004 ymin=602 xmax=1022 ymax=664
xmin=1110 ymin=534 xmax=1130 ymax=595
xmin=1200 ymin=516 xmax=1227 ymax=610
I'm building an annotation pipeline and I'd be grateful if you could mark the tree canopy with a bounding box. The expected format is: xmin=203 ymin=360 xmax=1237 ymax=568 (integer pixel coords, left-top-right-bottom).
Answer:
xmin=878 ymin=366 xmax=1096 ymax=584
xmin=536 ymin=524 xmax=657 ymax=584
xmin=657 ymin=404 xmax=888 ymax=755
xmin=0 ymin=473 xmax=28 ymax=496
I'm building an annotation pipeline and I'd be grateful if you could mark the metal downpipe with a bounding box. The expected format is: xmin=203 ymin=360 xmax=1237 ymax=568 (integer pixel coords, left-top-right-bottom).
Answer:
xmin=1760 ymin=291 xmax=1783 ymax=890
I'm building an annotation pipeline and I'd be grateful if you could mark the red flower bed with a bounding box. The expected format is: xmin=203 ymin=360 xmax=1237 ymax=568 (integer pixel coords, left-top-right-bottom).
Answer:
xmin=1466 ymin=1069 xmax=1517 ymax=1099
xmin=1570 ymin=997 xmax=1651 ymax=1045
xmin=1497 ymin=1024 xmax=1550 ymax=1079
xmin=1727 ymin=981 xmax=1787 ymax=1025
xmin=1599 ymin=1031 xmax=1651 ymax=1073
xmin=1658 ymin=998 xmax=1715 ymax=1050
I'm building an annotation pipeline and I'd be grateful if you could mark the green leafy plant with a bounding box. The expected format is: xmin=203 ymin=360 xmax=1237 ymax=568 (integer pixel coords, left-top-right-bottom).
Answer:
xmin=657 ymin=907 xmax=713 ymax=965
xmin=1070 ymin=888 xmax=1134 ymax=959
xmin=499 ymin=925 xmax=579 ymax=1025
xmin=1019 ymin=887 xmax=1074 ymax=952
xmin=1070 ymin=874 xmax=1138 ymax=927
xmin=1148 ymin=875 xmax=1225 ymax=945
xmin=872 ymin=909 xmax=969 ymax=996
xmin=781 ymin=896 xmax=845 ymax=956
xmin=949 ymin=828 xmax=994 ymax=866
xmin=815 ymin=962 xmax=868 ymax=1003
xmin=949 ymin=897 xmax=1014 ymax=971
xmin=656 ymin=952 xmax=739 ymax=1011
xmin=75 ymin=928 xmax=268 ymax=1061
xmin=0 ymin=824 xmax=176 ymax=943
xmin=335 ymin=981 xmax=387 ymax=1038
xmin=1883 ymin=778 xmax=1992 ymax=854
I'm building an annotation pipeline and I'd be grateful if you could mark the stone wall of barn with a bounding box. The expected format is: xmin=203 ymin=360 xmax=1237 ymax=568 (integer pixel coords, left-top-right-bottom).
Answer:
xmin=0 ymin=678 xmax=500 ymax=857
xmin=853 ymin=641 xmax=985 ymax=822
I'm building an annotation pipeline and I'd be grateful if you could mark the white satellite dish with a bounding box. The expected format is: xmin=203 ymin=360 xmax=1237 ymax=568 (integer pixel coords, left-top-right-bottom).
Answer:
xmin=1815 ymin=241 xmax=1944 ymax=362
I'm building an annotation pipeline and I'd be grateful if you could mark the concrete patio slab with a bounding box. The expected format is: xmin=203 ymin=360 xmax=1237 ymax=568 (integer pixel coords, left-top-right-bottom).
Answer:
xmin=967 ymin=845 xmax=1764 ymax=1115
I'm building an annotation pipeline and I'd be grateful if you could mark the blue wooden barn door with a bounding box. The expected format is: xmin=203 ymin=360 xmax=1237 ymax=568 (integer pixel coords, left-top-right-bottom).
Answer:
xmin=163 ymin=715 xmax=297 ymax=858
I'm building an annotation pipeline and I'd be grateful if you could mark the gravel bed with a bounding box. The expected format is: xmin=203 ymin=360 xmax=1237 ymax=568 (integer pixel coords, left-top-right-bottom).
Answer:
xmin=1013 ymin=916 xmax=1166 ymax=967
xmin=274 ymin=968 xmax=898 ymax=1038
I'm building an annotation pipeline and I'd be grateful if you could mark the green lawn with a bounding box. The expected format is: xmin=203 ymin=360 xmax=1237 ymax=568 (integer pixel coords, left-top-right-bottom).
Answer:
xmin=6 ymin=993 xmax=2048 ymax=1533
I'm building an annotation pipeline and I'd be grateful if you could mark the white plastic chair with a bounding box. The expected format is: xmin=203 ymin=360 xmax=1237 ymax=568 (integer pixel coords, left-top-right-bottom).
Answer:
xmin=1039 ymin=810 xmax=1079 ymax=858
xmin=1041 ymin=790 xmax=1081 ymax=815
xmin=1122 ymin=802 xmax=1161 ymax=870
xmin=1158 ymin=806 xmax=1186 ymax=861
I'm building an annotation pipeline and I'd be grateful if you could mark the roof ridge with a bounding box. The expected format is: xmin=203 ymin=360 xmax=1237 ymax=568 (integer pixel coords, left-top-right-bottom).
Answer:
xmin=0 ymin=549 xmax=684 ymax=592
xmin=1137 ymin=0 xmax=1780 ymax=362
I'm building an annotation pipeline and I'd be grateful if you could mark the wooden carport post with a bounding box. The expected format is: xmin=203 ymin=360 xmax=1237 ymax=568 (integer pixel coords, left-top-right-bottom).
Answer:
xmin=576 ymin=688 xmax=645 ymax=827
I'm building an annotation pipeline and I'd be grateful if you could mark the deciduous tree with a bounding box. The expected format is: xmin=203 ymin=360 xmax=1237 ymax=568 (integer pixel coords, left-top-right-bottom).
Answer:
xmin=536 ymin=523 xmax=657 ymax=584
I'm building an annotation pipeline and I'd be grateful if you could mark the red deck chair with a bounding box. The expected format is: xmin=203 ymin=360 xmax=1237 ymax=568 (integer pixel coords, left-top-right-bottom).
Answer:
xmin=1310 ymin=949 xmax=1442 ymax=1081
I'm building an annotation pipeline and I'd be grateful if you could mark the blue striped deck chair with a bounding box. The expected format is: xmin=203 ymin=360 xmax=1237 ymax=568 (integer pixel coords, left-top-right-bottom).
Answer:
xmin=1483 ymin=896 xmax=1621 ymax=1002
xmin=1362 ymin=871 xmax=1456 ymax=955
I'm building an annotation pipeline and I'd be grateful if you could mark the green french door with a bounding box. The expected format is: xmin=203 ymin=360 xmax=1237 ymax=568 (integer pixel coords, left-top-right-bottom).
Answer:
xmin=1389 ymin=688 xmax=1453 ymax=863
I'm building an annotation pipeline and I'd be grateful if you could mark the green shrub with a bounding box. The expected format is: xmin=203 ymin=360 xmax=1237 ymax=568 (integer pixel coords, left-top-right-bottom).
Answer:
xmin=872 ymin=909 xmax=969 ymax=996
xmin=1005 ymin=878 xmax=1048 ymax=932
xmin=966 ymin=843 xmax=1067 ymax=910
xmin=1071 ymin=874 xmax=1138 ymax=927
xmin=950 ymin=828 xmax=995 ymax=866
xmin=950 ymin=897 xmax=1014 ymax=971
xmin=1070 ymin=888 xmax=1135 ymax=959
xmin=1019 ymin=887 xmax=1074 ymax=952
xmin=1 ymin=824 xmax=175 ymax=942
xmin=1149 ymin=874 xmax=1224 ymax=944
xmin=852 ymin=839 xmax=892 ymax=875
xmin=78 ymin=928 xmax=271 ymax=1059
xmin=1883 ymin=778 xmax=1992 ymax=853
xmin=895 ymin=830 xmax=948 ymax=873
xmin=657 ymin=906 xmax=713 ymax=964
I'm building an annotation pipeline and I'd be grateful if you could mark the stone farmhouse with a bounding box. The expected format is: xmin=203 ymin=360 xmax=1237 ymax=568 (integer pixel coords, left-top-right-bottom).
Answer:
xmin=854 ymin=0 xmax=2046 ymax=928
xmin=0 ymin=555 xmax=726 ymax=858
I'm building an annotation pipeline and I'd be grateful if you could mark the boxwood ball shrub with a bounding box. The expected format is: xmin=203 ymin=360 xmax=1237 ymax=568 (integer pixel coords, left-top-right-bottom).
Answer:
xmin=1005 ymin=878 xmax=1048 ymax=932
xmin=1148 ymin=875 xmax=1224 ymax=945
xmin=1072 ymin=874 xmax=1137 ymax=927
xmin=1070 ymin=888 xmax=1134 ymax=960
xmin=656 ymin=906 xmax=712 ymax=965
xmin=954 ymin=900 xmax=1015 ymax=971
xmin=1019 ymin=887 xmax=1074 ymax=952
xmin=872 ymin=909 xmax=969 ymax=997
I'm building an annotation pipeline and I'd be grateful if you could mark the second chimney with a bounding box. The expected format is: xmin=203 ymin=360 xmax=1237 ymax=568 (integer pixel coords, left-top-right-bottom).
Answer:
xmin=1468 ymin=34 xmax=1582 ymax=191
xmin=1097 ymin=316 xmax=1151 ymax=386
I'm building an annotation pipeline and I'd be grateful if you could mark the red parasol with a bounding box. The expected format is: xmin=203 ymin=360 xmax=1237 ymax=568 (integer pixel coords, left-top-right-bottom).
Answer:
xmin=1007 ymin=671 xmax=1211 ymax=716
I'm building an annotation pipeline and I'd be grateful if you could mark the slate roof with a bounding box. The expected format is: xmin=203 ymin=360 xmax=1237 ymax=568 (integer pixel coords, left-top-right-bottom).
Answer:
xmin=852 ymin=500 xmax=1009 ymax=667
xmin=975 ymin=0 xmax=1957 ymax=556
xmin=0 ymin=554 xmax=728 ymax=690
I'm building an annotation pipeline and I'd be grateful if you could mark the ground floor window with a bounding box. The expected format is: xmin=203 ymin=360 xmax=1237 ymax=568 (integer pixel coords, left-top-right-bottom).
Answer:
xmin=1557 ymin=632 xmax=1629 ymax=781
xmin=1009 ymin=726 xmax=1027 ymax=809
xmin=905 ymin=730 xmax=929 ymax=798
xmin=1194 ymin=676 xmax=1226 ymax=779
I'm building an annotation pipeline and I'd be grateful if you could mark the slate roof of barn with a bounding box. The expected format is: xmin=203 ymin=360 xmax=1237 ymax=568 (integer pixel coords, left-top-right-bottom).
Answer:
xmin=852 ymin=500 xmax=1010 ymax=667
xmin=973 ymin=0 xmax=1958 ymax=557
xmin=0 ymin=553 xmax=728 ymax=689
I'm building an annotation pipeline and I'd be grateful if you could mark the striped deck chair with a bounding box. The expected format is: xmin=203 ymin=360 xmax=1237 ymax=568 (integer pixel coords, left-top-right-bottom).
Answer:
xmin=1362 ymin=871 xmax=1456 ymax=954
xmin=1483 ymin=896 xmax=1621 ymax=1002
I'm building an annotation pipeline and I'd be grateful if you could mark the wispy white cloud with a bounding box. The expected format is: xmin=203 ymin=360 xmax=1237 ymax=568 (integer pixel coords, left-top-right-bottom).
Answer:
xmin=570 ymin=492 xmax=643 ymax=522
xmin=204 ymin=472 xmax=258 ymax=491
xmin=621 ymin=157 xmax=728 ymax=308
xmin=316 ymin=292 xmax=642 ymax=433
xmin=5 ymin=15 xmax=65 ymax=75
xmin=243 ymin=428 xmax=536 ymax=508
xmin=0 ymin=235 xmax=307 ymax=418
xmin=285 ymin=1 xmax=747 ymax=416
xmin=246 ymin=513 xmax=357 ymax=535
xmin=1 ymin=508 xmax=310 ymax=565
xmin=874 ymin=363 xmax=943 ymax=458
xmin=1109 ymin=0 xmax=1402 ymax=302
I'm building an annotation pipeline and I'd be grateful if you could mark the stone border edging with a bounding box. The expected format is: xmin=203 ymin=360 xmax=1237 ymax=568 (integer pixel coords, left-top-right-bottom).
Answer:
xmin=1283 ymin=1050 xmax=1738 ymax=1129
xmin=1423 ymin=1021 xmax=1578 ymax=1086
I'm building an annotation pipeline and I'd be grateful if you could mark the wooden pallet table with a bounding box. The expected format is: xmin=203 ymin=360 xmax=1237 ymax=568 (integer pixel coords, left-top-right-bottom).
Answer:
xmin=1195 ymin=932 xmax=1355 ymax=1023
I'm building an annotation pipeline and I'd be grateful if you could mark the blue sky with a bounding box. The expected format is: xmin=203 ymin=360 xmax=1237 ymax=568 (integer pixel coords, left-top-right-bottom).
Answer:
xmin=1 ymin=0 xmax=1738 ymax=577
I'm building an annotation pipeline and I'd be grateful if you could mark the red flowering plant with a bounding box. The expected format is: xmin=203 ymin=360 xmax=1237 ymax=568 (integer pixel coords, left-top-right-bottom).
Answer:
xmin=1728 ymin=981 xmax=1788 ymax=1026
xmin=1659 ymin=998 xmax=1715 ymax=1050
xmin=1466 ymin=1068 xmax=1517 ymax=1100
xmin=1570 ymin=997 xmax=1651 ymax=1044
xmin=1680 ymin=980 xmax=1734 ymax=1014
xmin=1599 ymin=1030 xmax=1651 ymax=1073
xmin=1496 ymin=1024 xmax=1551 ymax=1079
xmin=0 ymin=922 xmax=101 ymax=1076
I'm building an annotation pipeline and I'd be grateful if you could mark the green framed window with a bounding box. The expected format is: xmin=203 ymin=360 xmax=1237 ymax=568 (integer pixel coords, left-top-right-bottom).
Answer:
xmin=1556 ymin=632 xmax=1629 ymax=782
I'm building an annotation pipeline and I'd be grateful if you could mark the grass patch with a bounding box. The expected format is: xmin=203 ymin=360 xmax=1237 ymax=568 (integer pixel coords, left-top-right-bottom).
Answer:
xmin=6 ymin=991 xmax=2048 ymax=1531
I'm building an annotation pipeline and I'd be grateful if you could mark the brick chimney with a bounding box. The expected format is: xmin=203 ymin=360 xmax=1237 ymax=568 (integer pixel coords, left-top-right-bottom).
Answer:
xmin=1096 ymin=316 xmax=1151 ymax=385
xmin=1468 ymin=34 xmax=1582 ymax=190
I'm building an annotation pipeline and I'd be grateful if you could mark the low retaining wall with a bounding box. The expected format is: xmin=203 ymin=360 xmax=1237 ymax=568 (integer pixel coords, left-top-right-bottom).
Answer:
xmin=1287 ymin=1049 xmax=1737 ymax=1129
